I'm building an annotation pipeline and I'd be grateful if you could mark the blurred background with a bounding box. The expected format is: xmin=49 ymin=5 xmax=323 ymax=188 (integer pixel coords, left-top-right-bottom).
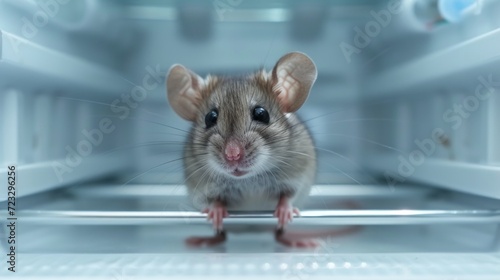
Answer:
xmin=1 ymin=0 xmax=498 ymax=190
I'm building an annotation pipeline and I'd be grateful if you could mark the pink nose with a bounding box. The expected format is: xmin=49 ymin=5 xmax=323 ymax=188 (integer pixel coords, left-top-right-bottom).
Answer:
xmin=224 ymin=141 xmax=243 ymax=162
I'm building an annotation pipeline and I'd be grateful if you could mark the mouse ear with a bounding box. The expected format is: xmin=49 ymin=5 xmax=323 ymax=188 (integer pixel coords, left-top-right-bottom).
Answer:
xmin=271 ymin=52 xmax=317 ymax=112
xmin=166 ymin=64 xmax=205 ymax=121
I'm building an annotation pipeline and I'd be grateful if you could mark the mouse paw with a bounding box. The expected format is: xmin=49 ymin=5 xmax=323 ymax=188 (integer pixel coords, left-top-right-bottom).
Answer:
xmin=275 ymin=230 xmax=319 ymax=248
xmin=274 ymin=197 xmax=300 ymax=229
xmin=202 ymin=202 xmax=228 ymax=230
xmin=185 ymin=231 xmax=227 ymax=247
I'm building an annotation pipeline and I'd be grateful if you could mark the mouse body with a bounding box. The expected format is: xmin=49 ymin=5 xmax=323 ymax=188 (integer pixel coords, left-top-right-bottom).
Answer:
xmin=166 ymin=52 xmax=318 ymax=247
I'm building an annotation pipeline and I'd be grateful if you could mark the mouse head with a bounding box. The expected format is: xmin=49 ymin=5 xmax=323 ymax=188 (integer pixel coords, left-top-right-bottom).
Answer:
xmin=166 ymin=52 xmax=317 ymax=178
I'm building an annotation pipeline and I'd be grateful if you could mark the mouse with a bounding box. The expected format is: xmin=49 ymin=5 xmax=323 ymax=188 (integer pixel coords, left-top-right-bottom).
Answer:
xmin=166 ymin=52 xmax=319 ymax=247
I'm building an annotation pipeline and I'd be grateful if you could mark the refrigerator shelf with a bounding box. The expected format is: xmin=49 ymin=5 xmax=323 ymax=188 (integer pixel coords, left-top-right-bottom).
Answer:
xmin=6 ymin=183 xmax=497 ymax=226
xmin=7 ymin=209 xmax=500 ymax=226
xmin=365 ymin=28 xmax=500 ymax=98
xmin=1 ymin=253 xmax=500 ymax=279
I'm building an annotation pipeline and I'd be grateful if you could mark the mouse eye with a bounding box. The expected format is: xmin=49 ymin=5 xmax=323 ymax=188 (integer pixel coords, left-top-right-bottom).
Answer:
xmin=205 ymin=109 xmax=218 ymax=129
xmin=252 ymin=106 xmax=270 ymax=124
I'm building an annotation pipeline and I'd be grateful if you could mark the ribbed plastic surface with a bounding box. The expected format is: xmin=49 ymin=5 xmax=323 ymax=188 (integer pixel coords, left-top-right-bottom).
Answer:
xmin=1 ymin=253 xmax=499 ymax=279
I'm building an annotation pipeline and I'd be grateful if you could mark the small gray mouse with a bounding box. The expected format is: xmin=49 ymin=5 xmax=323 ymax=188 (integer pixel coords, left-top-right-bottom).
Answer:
xmin=166 ymin=52 xmax=318 ymax=247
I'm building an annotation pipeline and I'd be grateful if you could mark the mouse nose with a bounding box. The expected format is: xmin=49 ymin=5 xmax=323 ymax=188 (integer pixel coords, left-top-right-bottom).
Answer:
xmin=224 ymin=140 xmax=244 ymax=162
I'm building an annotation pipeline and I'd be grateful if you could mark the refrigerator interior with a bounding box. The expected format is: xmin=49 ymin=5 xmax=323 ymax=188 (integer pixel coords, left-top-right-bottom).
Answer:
xmin=1 ymin=0 xmax=500 ymax=278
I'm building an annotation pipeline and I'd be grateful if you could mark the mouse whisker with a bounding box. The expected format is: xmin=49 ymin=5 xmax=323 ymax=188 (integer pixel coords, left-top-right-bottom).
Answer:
xmin=157 ymin=155 xmax=212 ymax=200
xmin=127 ymin=117 xmax=192 ymax=134
xmin=183 ymin=161 xmax=209 ymax=186
xmin=261 ymin=135 xmax=297 ymax=147
xmin=55 ymin=96 xmax=132 ymax=111
xmin=98 ymin=114 xmax=194 ymax=135
xmin=64 ymin=112 xmax=194 ymax=137
xmin=268 ymin=149 xmax=366 ymax=186
xmin=320 ymin=117 xmax=404 ymax=126
xmin=119 ymin=155 xmax=196 ymax=187
xmin=291 ymin=97 xmax=399 ymax=127
xmin=191 ymin=164 xmax=216 ymax=204
xmin=258 ymin=113 xmax=290 ymax=135
xmin=56 ymin=96 xmax=177 ymax=125
xmin=135 ymin=130 xmax=189 ymax=138
xmin=313 ymin=133 xmax=402 ymax=153
xmin=252 ymin=159 xmax=281 ymax=188
xmin=180 ymin=168 xmax=200 ymax=187
xmin=260 ymin=153 xmax=297 ymax=170
xmin=315 ymin=159 xmax=365 ymax=186
xmin=100 ymin=141 xmax=190 ymax=156
xmin=313 ymin=147 xmax=379 ymax=183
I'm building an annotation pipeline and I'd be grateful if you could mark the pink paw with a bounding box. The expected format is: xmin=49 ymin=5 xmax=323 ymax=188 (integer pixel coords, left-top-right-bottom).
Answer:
xmin=203 ymin=202 xmax=228 ymax=230
xmin=274 ymin=204 xmax=300 ymax=229
xmin=185 ymin=232 xmax=226 ymax=247
xmin=276 ymin=235 xmax=320 ymax=248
